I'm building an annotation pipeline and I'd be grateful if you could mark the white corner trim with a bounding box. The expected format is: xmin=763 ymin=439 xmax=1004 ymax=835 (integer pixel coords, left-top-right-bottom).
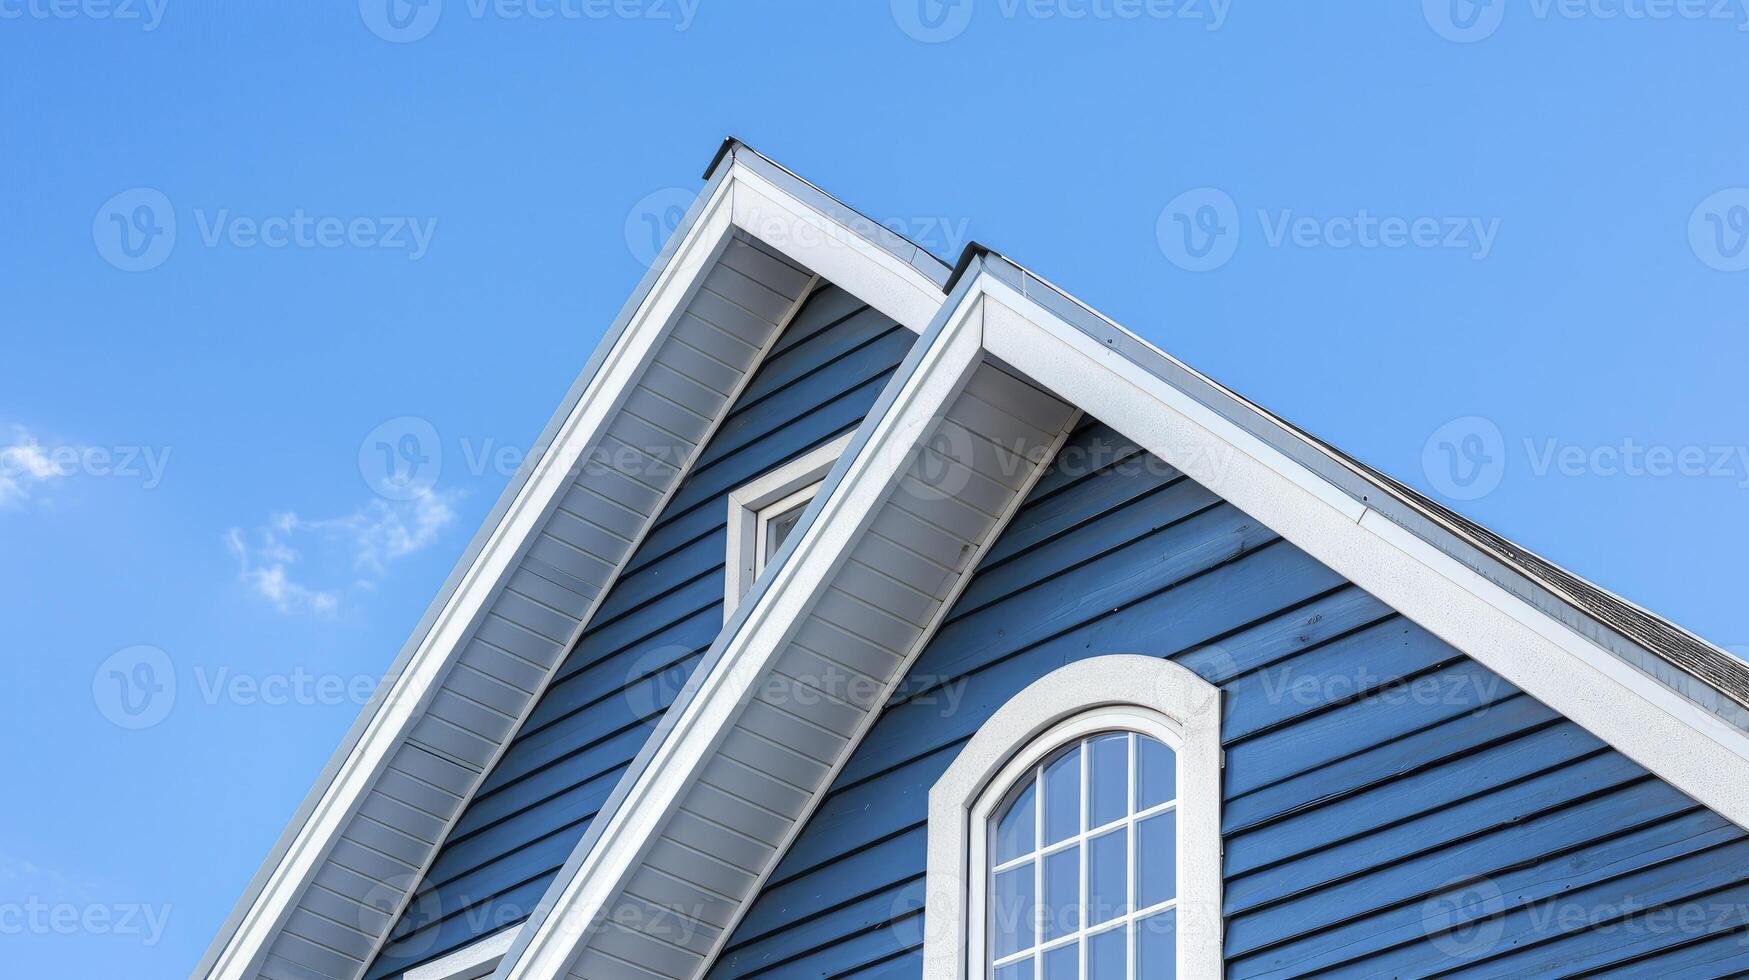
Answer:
xmin=407 ymin=927 xmax=519 ymax=980
xmin=976 ymin=277 xmax=1749 ymax=830
xmin=728 ymin=163 xmax=942 ymax=334
xmin=205 ymin=152 xmax=960 ymax=980
xmin=199 ymin=172 xmax=743 ymax=980
xmin=500 ymin=295 xmax=988 ymax=980
xmin=723 ymin=432 xmax=855 ymax=621
xmin=923 ymin=656 xmax=1225 ymax=980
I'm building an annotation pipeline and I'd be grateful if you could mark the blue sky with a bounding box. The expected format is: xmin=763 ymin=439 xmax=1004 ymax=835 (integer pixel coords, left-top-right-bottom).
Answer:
xmin=3 ymin=2 xmax=1747 ymax=976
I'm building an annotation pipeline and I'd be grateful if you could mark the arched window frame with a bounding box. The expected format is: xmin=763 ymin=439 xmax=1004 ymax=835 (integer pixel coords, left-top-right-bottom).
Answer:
xmin=923 ymin=655 xmax=1224 ymax=979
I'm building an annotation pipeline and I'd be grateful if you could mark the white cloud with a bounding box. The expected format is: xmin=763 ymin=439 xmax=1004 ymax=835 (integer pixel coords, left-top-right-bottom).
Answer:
xmin=0 ymin=428 xmax=70 ymax=507
xmin=226 ymin=491 xmax=460 ymax=616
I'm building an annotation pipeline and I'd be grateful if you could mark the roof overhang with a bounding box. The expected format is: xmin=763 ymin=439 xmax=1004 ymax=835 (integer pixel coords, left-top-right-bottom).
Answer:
xmin=195 ymin=141 xmax=951 ymax=980
xmin=491 ymin=246 xmax=1749 ymax=980
xmin=204 ymin=139 xmax=1749 ymax=980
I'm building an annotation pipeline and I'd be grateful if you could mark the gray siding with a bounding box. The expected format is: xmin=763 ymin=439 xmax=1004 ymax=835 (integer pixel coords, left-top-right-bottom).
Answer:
xmin=363 ymin=285 xmax=916 ymax=979
xmin=706 ymin=418 xmax=1749 ymax=979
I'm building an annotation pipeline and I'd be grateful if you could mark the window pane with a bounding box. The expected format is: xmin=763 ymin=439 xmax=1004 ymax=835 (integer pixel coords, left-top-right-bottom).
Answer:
xmin=994 ymin=779 xmax=1036 ymax=864
xmin=765 ymin=502 xmax=806 ymax=557
xmin=1137 ymin=909 xmax=1178 ymax=979
xmin=1087 ymin=827 xmax=1128 ymax=926
xmin=991 ymin=863 xmax=1035 ymax=959
xmin=1042 ymin=943 xmax=1078 ymax=980
xmin=995 ymin=961 xmax=1034 ymax=980
xmin=1136 ymin=810 xmax=1178 ymax=910
xmin=1136 ymin=736 xmax=1176 ymax=810
xmin=1088 ymin=925 xmax=1127 ymax=980
xmin=1041 ymin=847 xmax=1080 ymax=943
xmin=1087 ymin=733 xmax=1129 ymax=828
xmin=1042 ymin=746 xmax=1080 ymax=845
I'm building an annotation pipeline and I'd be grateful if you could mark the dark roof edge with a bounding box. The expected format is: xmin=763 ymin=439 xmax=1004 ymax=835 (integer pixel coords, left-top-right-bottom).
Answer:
xmin=706 ymin=137 xmax=955 ymax=290
xmin=972 ymin=250 xmax=1749 ymax=731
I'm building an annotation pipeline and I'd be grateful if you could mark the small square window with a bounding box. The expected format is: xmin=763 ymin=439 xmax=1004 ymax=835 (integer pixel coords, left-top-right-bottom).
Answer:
xmin=724 ymin=434 xmax=852 ymax=619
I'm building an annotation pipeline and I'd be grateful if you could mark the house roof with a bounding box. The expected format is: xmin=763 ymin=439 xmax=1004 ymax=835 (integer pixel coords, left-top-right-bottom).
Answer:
xmin=948 ymin=241 xmax=1749 ymax=729
xmin=203 ymin=137 xmax=1749 ymax=980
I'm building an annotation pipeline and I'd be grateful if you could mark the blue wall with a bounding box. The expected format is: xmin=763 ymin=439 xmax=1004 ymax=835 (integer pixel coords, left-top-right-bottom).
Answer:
xmin=706 ymin=417 xmax=1749 ymax=978
xmin=364 ymin=286 xmax=916 ymax=979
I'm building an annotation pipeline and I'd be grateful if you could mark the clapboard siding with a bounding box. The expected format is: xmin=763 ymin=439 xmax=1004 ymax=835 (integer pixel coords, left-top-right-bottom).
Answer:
xmin=560 ymin=364 xmax=1076 ymax=979
xmin=706 ymin=417 xmax=1749 ymax=979
xmin=362 ymin=286 xmax=916 ymax=979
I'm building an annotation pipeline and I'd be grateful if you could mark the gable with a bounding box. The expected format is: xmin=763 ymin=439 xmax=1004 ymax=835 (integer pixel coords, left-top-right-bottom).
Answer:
xmin=708 ymin=418 xmax=1749 ymax=977
xmin=364 ymin=285 xmax=916 ymax=978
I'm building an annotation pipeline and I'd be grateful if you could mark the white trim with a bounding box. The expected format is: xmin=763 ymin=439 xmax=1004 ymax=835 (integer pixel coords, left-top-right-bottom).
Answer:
xmin=200 ymin=174 xmax=744 ymax=980
xmin=495 ymin=253 xmax=1749 ymax=980
xmin=406 ymin=928 xmax=518 ymax=980
xmin=924 ymin=656 xmax=1225 ymax=980
xmin=728 ymin=164 xmax=942 ymax=334
xmin=500 ymin=293 xmax=988 ymax=980
xmin=205 ymin=153 xmax=950 ymax=980
xmin=686 ymin=406 xmax=1079 ymax=979
xmin=723 ymin=432 xmax=854 ymax=620
xmin=975 ymin=276 xmax=1749 ymax=827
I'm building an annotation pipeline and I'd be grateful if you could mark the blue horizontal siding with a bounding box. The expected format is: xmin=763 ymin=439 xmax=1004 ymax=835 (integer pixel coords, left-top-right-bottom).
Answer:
xmin=363 ymin=286 xmax=915 ymax=980
xmin=706 ymin=417 xmax=1749 ymax=979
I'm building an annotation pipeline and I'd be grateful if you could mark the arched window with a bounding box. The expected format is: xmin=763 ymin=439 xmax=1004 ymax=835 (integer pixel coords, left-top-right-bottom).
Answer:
xmin=924 ymin=657 xmax=1223 ymax=979
xmin=986 ymin=728 xmax=1180 ymax=978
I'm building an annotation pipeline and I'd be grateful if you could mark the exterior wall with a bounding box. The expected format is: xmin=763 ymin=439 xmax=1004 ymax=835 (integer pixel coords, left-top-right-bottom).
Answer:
xmin=365 ymin=285 xmax=915 ymax=979
xmin=707 ymin=418 xmax=1749 ymax=978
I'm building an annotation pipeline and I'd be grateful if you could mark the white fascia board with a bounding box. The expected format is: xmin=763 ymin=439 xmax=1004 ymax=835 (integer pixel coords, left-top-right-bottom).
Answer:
xmin=977 ymin=275 xmax=1749 ymax=828
xmin=727 ymin=162 xmax=943 ymax=334
xmin=201 ymin=153 xmax=959 ymax=980
xmin=198 ymin=172 xmax=743 ymax=980
xmin=497 ymin=295 xmax=987 ymax=980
